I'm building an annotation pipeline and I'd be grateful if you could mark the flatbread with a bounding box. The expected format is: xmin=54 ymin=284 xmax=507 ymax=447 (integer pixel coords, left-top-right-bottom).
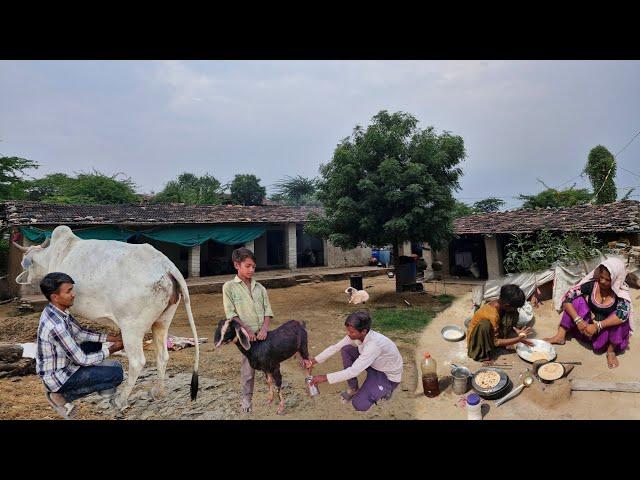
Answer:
xmin=475 ymin=370 xmax=501 ymax=389
xmin=538 ymin=362 xmax=564 ymax=380
xmin=529 ymin=351 xmax=550 ymax=362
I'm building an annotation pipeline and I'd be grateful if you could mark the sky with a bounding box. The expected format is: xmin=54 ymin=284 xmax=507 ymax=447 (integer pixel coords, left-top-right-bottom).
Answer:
xmin=1 ymin=60 xmax=639 ymax=209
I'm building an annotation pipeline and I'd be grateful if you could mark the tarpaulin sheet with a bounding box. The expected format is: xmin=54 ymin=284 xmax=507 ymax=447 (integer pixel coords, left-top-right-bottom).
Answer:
xmin=140 ymin=225 xmax=266 ymax=247
xmin=20 ymin=226 xmax=135 ymax=243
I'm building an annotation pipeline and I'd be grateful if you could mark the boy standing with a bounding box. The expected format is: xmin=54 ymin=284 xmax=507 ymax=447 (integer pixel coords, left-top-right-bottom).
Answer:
xmin=222 ymin=247 xmax=274 ymax=413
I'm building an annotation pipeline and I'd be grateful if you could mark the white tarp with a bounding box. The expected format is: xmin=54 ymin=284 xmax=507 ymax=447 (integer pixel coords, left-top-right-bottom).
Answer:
xmin=472 ymin=254 xmax=637 ymax=331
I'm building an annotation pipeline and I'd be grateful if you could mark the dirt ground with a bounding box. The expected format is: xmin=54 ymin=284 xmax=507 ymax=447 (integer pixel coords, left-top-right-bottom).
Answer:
xmin=413 ymin=287 xmax=640 ymax=420
xmin=0 ymin=276 xmax=461 ymax=420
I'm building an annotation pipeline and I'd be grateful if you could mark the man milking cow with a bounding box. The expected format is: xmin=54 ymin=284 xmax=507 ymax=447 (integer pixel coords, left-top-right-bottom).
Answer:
xmin=36 ymin=272 xmax=125 ymax=419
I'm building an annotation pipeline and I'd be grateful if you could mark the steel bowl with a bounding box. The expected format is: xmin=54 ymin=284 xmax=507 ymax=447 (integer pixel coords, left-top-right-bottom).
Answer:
xmin=441 ymin=325 xmax=465 ymax=342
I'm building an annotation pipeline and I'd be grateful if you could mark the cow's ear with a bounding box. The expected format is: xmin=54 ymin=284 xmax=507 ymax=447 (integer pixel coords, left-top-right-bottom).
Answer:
xmin=234 ymin=326 xmax=251 ymax=350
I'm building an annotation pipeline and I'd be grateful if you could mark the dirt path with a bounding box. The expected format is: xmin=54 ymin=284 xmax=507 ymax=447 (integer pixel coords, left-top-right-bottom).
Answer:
xmin=0 ymin=276 xmax=449 ymax=420
xmin=413 ymin=289 xmax=640 ymax=420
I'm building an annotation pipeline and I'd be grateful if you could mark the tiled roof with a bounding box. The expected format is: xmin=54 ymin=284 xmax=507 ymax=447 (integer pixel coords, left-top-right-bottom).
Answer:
xmin=454 ymin=200 xmax=640 ymax=235
xmin=0 ymin=201 xmax=322 ymax=227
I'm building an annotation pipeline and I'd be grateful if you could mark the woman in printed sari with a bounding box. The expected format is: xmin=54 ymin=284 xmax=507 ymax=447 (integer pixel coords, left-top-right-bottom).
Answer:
xmin=467 ymin=284 xmax=534 ymax=361
xmin=545 ymin=257 xmax=632 ymax=369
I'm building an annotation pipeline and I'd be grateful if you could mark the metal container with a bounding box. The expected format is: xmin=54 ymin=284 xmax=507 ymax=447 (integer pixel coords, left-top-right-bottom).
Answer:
xmin=451 ymin=366 xmax=471 ymax=394
xmin=306 ymin=376 xmax=319 ymax=396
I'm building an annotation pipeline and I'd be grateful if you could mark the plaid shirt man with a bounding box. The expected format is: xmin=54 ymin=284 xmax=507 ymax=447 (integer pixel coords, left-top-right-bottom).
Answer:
xmin=36 ymin=303 xmax=111 ymax=392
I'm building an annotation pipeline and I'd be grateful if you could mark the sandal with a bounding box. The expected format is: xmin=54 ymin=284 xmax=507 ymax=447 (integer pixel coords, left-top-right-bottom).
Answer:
xmin=45 ymin=392 xmax=76 ymax=419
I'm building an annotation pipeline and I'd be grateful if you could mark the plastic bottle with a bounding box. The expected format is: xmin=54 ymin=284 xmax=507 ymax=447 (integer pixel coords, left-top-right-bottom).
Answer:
xmin=421 ymin=352 xmax=440 ymax=397
xmin=467 ymin=393 xmax=482 ymax=420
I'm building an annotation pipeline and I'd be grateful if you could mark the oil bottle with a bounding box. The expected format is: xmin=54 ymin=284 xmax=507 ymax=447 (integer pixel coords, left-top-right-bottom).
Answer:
xmin=421 ymin=352 xmax=440 ymax=397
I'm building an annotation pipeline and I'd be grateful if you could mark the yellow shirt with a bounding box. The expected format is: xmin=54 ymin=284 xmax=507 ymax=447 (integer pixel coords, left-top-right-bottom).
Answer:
xmin=222 ymin=275 xmax=274 ymax=332
xmin=467 ymin=303 xmax=500 ymax=344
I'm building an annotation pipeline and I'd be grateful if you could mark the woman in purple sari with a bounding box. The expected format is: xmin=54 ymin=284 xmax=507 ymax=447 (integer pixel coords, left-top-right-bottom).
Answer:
xmin=545 ymin=258 xmax=633 ymax=368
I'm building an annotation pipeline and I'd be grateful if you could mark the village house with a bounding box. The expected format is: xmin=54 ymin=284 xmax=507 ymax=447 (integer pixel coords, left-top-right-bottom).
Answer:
xmin=0 ymin=201 xmax=374 ymax=297
xmin=433 ymin=200 xmax=640 ymax=280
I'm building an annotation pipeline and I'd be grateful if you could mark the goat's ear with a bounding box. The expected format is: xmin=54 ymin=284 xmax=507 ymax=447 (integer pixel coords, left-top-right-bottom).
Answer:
xmin=235 ymin=326 xmax=251 ymax=350
xmin=215 ymin=319 xmax=231 ymax=347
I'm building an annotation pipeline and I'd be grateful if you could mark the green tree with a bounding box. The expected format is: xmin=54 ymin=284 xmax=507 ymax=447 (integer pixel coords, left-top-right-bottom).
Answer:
xmin=518 ymin=187 xmax=592 ymax=209
xmin=472 ymin=197 xmax=505 ymax=213
xmin=452 ymin=200 xmax=474 ymax=218
xmin=25 ymin=170 xmax=139 ymax=204
xmin=230 ymin=174 xmax=266 ymax=206
xmin=585 ymin=145 xmax=617 ymax=204
xmin=0 ymin=156 xmax=39 ymax=200
xmin=306 ymin=110 xmax=465 ymax=292
xmin=273 ymin=175 xmax=318 ymax=206
xmin=153 ymin=172 xmax=223 ymax=205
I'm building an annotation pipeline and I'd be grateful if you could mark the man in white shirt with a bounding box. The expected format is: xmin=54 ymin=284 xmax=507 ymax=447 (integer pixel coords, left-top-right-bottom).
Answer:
xmin=305 ymin=311 xmax=403 ymax=412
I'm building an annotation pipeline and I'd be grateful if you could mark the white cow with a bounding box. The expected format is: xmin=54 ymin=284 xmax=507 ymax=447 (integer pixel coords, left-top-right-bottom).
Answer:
xmin=14 ymin=225 xmax=199 ymax=409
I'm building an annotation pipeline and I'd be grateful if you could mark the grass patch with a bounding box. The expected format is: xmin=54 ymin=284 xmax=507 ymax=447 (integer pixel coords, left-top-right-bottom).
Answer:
xmin=437 ymin=294 xmax=455 ymax=304
xmin=372 ymin=307 xmax=437 ymax=333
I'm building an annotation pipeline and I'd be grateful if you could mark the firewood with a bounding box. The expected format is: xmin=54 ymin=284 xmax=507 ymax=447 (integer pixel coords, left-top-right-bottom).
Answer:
xmin=0 ymin=358 xmax=36 ymax=377
xmin=0 ymin=343 xmax=23 ymax=362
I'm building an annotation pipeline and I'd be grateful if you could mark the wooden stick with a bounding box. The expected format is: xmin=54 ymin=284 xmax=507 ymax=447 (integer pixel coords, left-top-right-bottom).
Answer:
xmin=571 ymin=380 xmax=640 ymax=393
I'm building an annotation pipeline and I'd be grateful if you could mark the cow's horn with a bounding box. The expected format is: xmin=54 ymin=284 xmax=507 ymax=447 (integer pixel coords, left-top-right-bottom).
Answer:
xmin=40 ymin=238 xmax=50 ymax=248
xmin=12 ymin=241 xmax=29 ymax=253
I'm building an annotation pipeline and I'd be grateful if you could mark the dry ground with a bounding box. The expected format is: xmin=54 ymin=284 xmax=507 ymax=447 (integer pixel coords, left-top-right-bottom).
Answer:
xmin=413 ymin=287 xmax=640 ymax=420
xmin=0 ymin=276 xmax=466 ymax=420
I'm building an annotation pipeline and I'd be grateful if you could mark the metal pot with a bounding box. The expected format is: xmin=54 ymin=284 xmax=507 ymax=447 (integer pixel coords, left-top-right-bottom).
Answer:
xmin=451 ymin=366 xmax=472 ymax=394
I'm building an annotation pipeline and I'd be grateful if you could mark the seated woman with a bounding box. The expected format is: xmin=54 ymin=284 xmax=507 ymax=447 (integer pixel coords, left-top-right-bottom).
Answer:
xmin=545 ymin=258 xmax=632 ymax=369
xmin=467 ymin=284 xmax=533 ymax=361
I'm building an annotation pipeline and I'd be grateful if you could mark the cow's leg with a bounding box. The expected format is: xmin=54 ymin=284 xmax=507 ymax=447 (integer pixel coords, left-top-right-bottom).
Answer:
xmin=113 ymin=328 xmax=147 ymax=410
xmin=150 ymin=304 xmax=178 ymax=400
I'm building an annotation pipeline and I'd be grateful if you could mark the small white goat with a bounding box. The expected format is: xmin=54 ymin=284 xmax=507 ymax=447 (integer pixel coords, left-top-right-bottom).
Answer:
xmin=345 ymin=287 xmax=369 ymax=304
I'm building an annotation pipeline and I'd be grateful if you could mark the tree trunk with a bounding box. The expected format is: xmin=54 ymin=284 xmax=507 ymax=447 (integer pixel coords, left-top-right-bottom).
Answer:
xmin=393 ymin=241 xmax=401 ymax=293
xmin=0 ymin=343 xmax=23 ymax=363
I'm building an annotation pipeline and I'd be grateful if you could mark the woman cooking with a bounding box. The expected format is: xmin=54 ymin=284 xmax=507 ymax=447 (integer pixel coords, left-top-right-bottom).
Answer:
xmin=545 ymin=257 xmax=633 ymax=369
xmin=467 ymin=284 xmax=534 ymax=361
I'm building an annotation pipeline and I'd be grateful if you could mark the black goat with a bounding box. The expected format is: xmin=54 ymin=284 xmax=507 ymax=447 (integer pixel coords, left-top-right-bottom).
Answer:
xmin=213 ymin=318 xmax=309 ymax=414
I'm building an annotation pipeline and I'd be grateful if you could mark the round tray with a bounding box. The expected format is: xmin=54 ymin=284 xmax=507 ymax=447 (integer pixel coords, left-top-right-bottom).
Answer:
xmin=441 ymin=325 xmax=465 ymax=342
xmin=471 ymin=367 xmax=509 ymax=396
xmin=516 ymin=339 xmax=557 ymax=363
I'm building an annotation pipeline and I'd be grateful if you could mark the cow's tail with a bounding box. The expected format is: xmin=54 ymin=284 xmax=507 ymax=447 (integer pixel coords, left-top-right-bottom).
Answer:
xmin=169 ymin=266 xmax=199 ymax=401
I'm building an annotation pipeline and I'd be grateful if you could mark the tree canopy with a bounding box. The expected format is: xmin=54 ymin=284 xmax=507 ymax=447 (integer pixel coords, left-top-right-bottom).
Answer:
xmin=230 ymin=174 xmax=266 ymax=206
xmin=472 ymin=197 xmax=505 ymax=213
xmin=273 ymin=175 xmax=319 ymax=206
xmin=25 ymin=170 xmax=139 ymax=204
xmin=585 ymin=145 xmax=616 ymax=204
xmin=0 ymin=156 xmax=39 ymax=200
xmin=153 ymin=172 xmax=223 ymax=205
xmin=307 ymin=110 xmax=465 ymax=290
xmin=518 ymin=187 xmax=592 ymax=209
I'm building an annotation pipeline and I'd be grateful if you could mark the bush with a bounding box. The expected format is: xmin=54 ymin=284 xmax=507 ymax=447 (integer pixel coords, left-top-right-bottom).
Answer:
xmin=503 ymin=230 xmax=606 ymax=273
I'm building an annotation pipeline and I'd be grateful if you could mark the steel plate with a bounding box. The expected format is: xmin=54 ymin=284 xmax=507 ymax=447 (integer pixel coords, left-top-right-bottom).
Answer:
xmin=471 ymin=367 xmax=509 ymax=395
xmin=516 ymin=339 xmax=557 ymax=363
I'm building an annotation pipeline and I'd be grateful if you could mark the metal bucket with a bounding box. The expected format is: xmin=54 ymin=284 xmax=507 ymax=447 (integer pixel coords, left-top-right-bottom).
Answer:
xmin=451 ymin=366 xmax=471 ymax=395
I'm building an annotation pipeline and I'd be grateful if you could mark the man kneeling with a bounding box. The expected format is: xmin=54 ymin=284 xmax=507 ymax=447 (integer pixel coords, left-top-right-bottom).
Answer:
xmin=305 ymin=311 xmax=403 ymax=412
xmin=36 ymin=272 xmax=125 ymax=419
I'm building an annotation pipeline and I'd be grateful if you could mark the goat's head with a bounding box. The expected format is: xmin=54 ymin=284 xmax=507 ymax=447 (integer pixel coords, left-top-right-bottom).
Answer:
xmin=344 ymin=287 xmax=356 ymax=298
xmin=214 ymin=319 xmax=251 ymax=350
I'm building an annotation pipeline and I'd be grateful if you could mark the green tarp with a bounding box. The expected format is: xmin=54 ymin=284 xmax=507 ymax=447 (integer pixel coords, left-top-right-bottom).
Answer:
xmin=20 ymin=226 xmax=135 ymax=243
xmin=140 ymin=225 xmax=266 ymax=247
xmin=20 ymin=225 xmax=266 ymax=247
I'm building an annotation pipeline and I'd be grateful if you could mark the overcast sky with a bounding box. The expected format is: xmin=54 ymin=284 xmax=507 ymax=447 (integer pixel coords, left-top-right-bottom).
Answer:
xmin=1 ymin=60 xmax=639 ymax=209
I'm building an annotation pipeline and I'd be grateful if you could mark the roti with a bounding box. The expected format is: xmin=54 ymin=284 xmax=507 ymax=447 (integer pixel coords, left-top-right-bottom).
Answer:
xmin=475 ymin=370 xmax=501 ymax=389
xmin=529 ymin=351 xmax=550 ymax=362
xmin=538 ymin=362 xmax=564 ymax=380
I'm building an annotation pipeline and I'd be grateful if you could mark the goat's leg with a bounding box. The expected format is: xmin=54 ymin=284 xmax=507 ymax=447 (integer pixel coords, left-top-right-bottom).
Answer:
xmin=273 ymin=367 xmax=285 ymax=415
xmin=266 ymin=373 xmax=274 ymax=404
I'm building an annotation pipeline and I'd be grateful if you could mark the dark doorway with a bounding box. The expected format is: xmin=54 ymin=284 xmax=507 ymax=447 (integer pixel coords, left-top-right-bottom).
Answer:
xmin=267 ymin=230 xmax=285 ymax=266
xmin=448 ymin=235 xmax=488 ymax=279
xmin=296 ymin=226 xmax=324 ymax=267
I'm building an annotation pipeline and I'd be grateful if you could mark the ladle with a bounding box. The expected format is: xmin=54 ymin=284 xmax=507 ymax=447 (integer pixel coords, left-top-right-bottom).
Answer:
xmin=495 ymin=371 xmax=534 ymax=407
